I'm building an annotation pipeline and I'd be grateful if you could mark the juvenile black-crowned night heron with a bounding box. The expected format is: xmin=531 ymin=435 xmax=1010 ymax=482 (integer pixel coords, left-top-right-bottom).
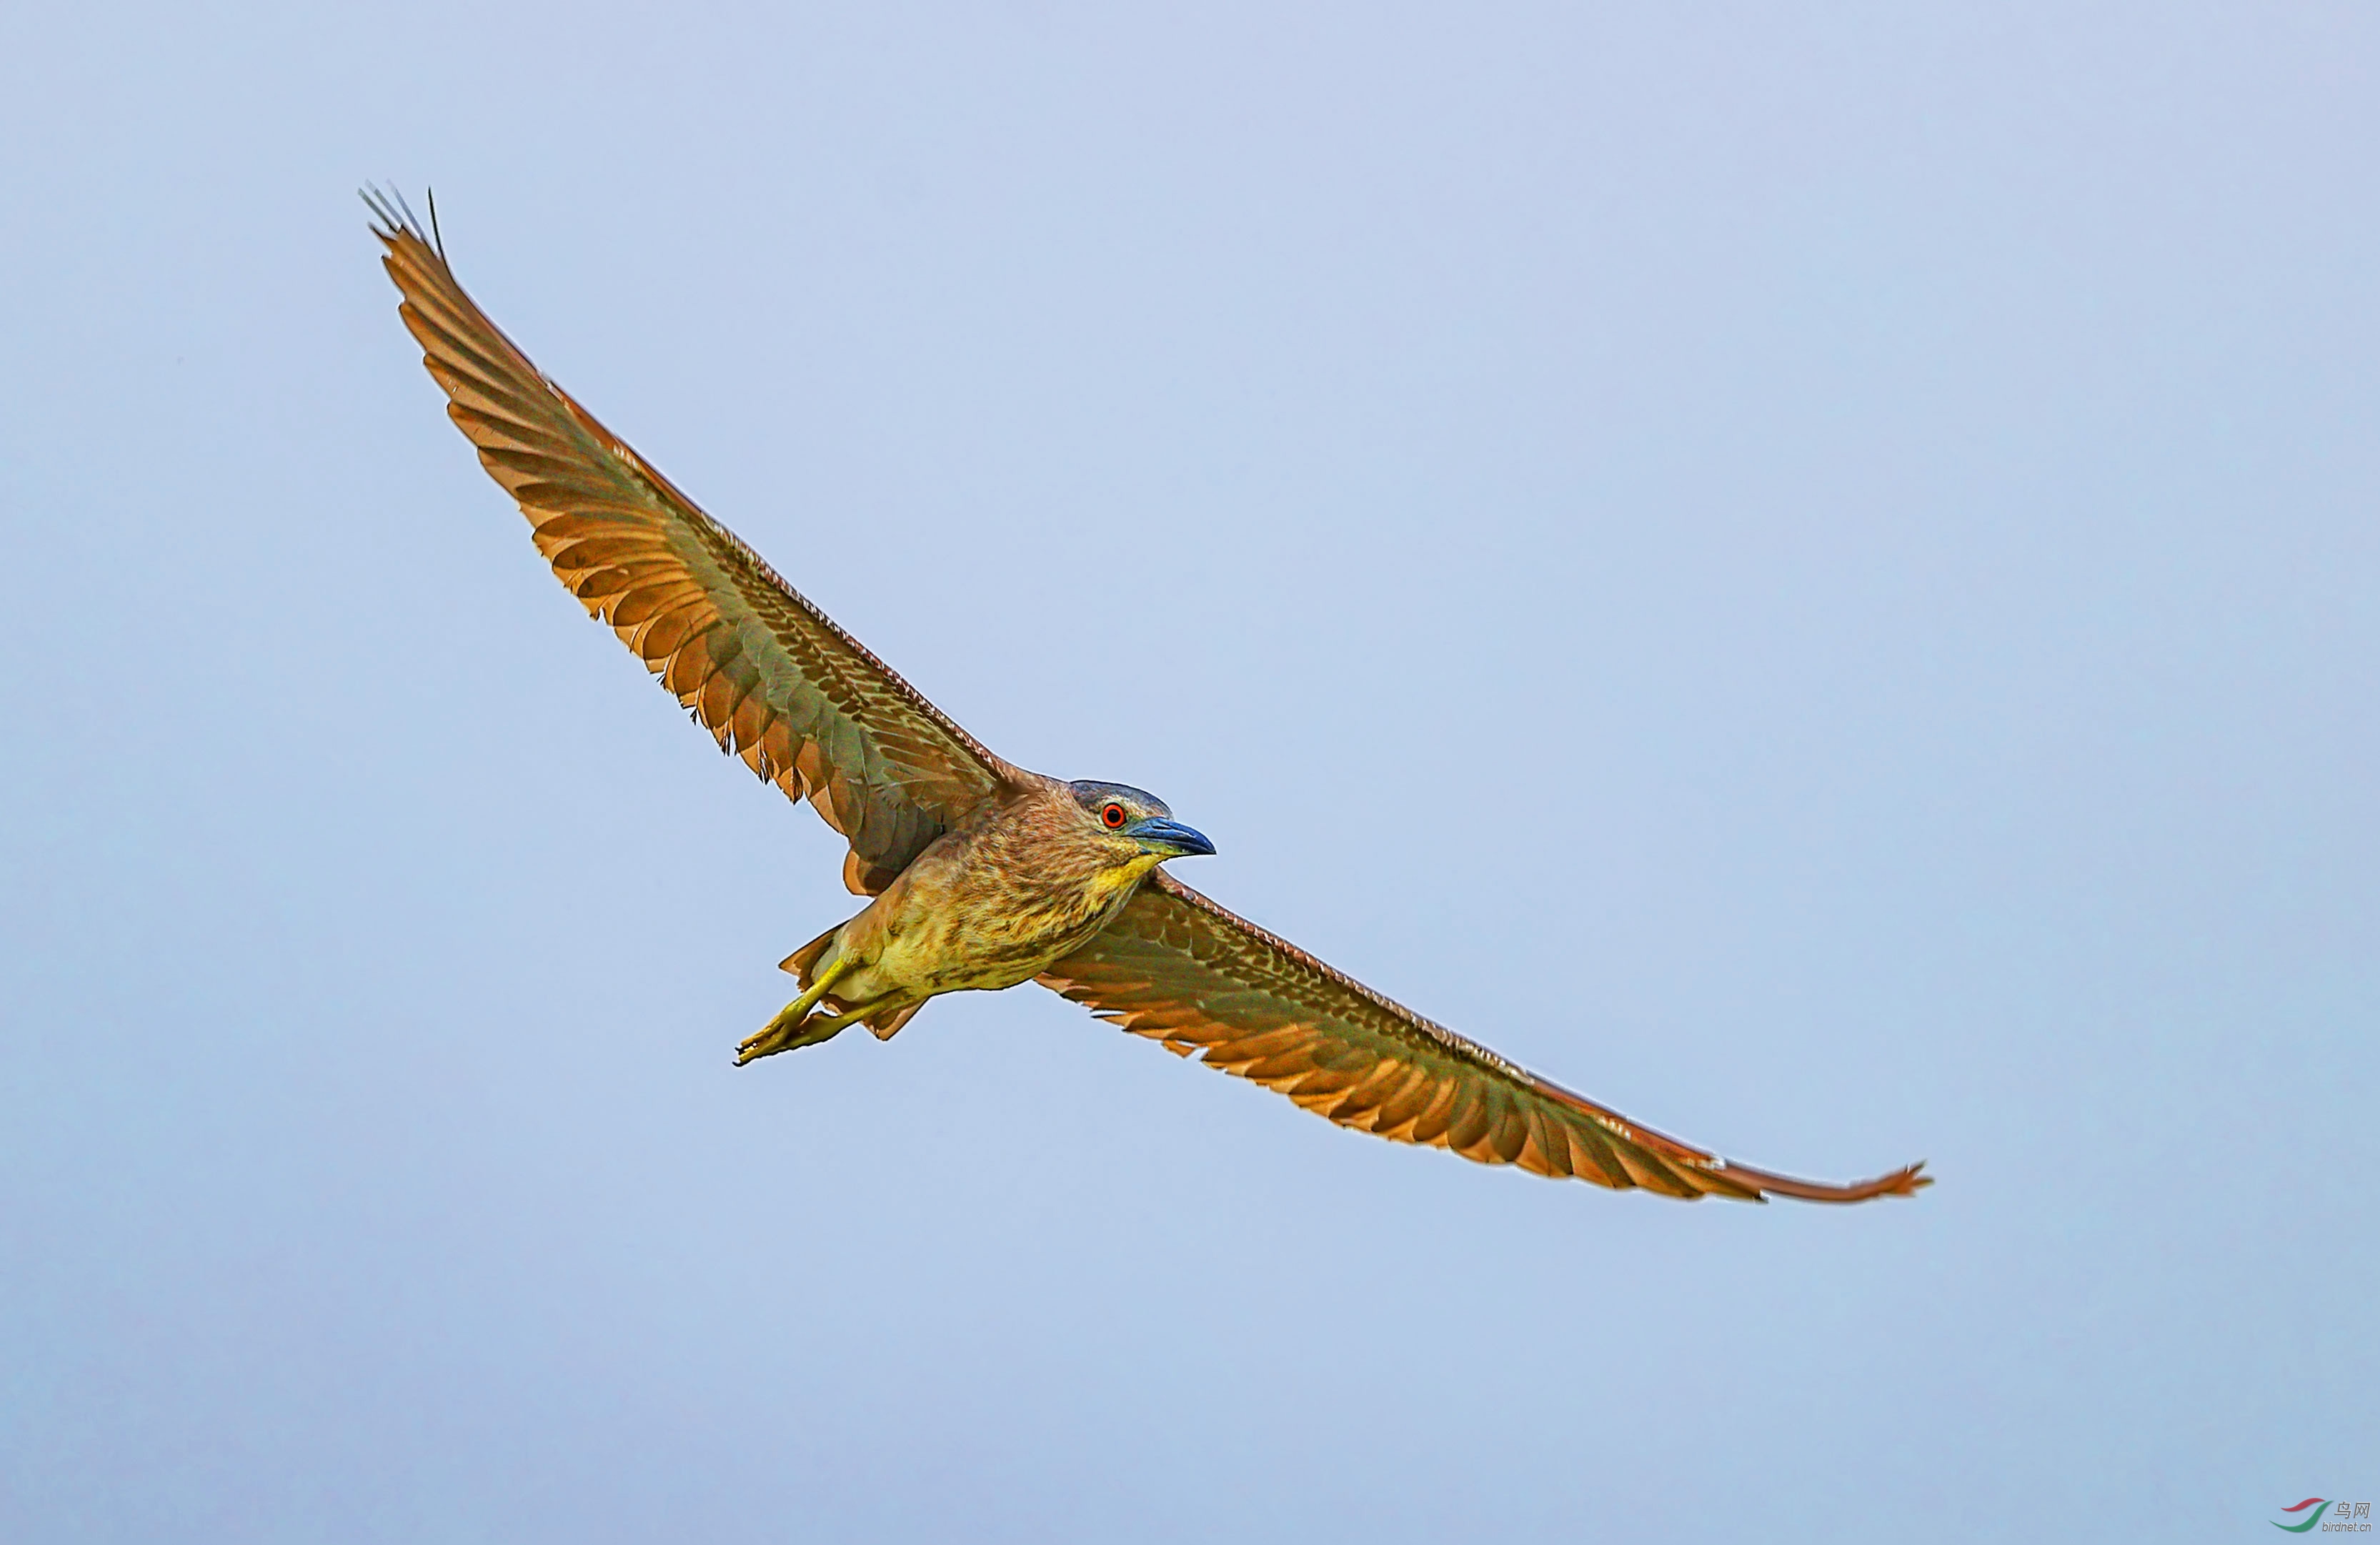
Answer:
xmin=370 ymin=190 xmax=1927 ymax=1204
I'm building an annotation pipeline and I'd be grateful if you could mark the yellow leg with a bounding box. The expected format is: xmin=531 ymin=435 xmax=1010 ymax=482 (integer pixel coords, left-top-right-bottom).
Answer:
xmin=736 ymin=953 xmax=857 ymax=1065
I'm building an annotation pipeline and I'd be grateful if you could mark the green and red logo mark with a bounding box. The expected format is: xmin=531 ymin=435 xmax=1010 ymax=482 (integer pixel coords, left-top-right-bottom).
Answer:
xmin=2276 ymin=1501 xmax=2331 ymax=1534
xmin=2276 ymin=1499 xmax=2374 ymax=1533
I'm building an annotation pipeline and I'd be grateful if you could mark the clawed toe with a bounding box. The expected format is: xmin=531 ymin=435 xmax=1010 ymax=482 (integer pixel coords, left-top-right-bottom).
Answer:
xmin=735 ymin=1013 xmax=850 ymax=1065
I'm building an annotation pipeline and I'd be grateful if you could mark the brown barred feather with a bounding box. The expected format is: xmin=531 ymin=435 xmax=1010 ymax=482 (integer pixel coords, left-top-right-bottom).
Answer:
xmin=1339 ymin=1063 xmax=1428 ymax=1127
xmin=1041 ymin=875 xmax=1933 ymax=1203
xmin=370 ymin=199 xmax=1016 ymax=895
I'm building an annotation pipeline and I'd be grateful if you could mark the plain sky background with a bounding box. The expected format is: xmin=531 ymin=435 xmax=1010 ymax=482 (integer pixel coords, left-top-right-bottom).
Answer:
xmin=3 ymin=4 xmax=2374 ymax=1541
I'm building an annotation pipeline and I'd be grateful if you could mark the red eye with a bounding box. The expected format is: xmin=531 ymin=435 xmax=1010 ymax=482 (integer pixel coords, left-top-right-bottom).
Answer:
xmin=1101 ymin=803 xmax=1128 ymax=830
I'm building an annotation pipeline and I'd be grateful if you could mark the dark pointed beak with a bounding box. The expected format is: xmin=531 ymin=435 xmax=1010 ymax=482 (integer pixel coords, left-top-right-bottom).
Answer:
xmin=1123 ymin=816 xmax=1216 ymax=858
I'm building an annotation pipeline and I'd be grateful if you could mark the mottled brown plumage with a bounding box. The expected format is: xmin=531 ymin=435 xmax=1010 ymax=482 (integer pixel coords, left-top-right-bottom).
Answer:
xmin=370 ymin=189 xmax=1928 ymax=1205
xmin=744 ymin=778 xmax=1198 ymax=1059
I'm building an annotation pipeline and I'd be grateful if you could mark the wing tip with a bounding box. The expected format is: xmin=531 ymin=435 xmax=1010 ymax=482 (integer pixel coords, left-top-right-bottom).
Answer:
xmin=360 ymin=182 xmax=444 ymax=259
xmin=1723 ymin=1157 xmax=1931 ymax=1204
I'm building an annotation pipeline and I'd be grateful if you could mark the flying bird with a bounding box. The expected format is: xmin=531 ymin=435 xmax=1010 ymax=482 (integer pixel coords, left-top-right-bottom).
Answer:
xmin=369 ymin=189 xmax=1928 ymax=1205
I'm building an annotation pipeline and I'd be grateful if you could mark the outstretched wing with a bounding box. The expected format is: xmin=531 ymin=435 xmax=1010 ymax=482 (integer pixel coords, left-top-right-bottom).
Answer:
xmin=369 ymin=192 xmax=1013 ymax=893
xmin=1042 ymin=874 xmax=1929 ymax=1203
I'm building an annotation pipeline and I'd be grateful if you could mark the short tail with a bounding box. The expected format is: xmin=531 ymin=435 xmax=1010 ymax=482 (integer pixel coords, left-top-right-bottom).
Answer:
xmin=780 ymin=923 xmax=841 ymax=985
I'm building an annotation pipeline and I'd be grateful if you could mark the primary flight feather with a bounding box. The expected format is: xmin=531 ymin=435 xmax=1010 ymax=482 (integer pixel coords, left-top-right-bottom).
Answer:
xmin=369 ymin=189 xmax=1927 ymax=1204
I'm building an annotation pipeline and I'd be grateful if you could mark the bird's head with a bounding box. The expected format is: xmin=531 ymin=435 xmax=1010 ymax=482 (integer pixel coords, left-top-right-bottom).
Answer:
xmin=1066 ymin=780 xmax=1215 ymax=865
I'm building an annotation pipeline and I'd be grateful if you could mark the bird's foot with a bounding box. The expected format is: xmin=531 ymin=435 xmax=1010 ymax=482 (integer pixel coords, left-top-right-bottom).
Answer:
xmin=735 ymin=1010 xmax=852 ymax=1065
xmin=738 ymin=953 xmax=863 ymax=1064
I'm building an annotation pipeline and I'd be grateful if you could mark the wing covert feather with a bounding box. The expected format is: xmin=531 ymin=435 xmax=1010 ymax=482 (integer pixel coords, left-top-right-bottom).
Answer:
xmin=1041 ymin=874 xmax=1930 ymax=1203
xmin=369 ymin=192 xmax=1012 ymax=893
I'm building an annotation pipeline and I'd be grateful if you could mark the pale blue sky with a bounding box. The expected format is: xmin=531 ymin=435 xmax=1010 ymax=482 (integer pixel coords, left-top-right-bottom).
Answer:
xmin=3 ymin=4 xmax=2374 ymax=1540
